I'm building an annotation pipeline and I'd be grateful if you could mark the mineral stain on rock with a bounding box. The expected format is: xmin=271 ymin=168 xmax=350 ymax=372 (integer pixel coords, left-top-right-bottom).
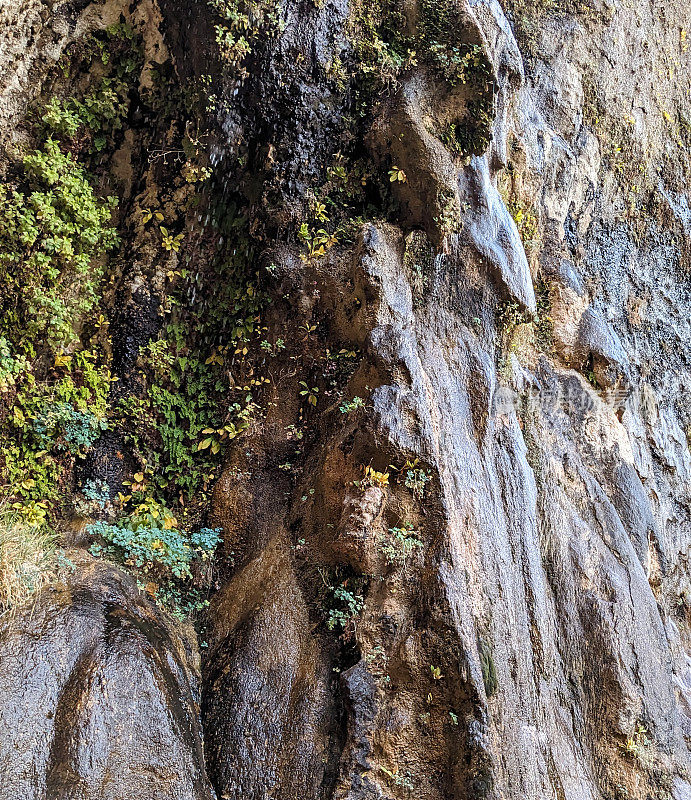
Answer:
xmin=0 ymin=0 xmax=690 ymax=799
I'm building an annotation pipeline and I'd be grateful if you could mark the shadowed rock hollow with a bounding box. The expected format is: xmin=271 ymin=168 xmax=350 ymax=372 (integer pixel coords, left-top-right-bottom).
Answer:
xmin=0 ymin=0 xmax=690 ymax=798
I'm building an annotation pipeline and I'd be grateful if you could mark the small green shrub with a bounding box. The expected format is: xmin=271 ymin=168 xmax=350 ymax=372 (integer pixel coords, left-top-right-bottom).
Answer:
xmin=400 ymin=459 xmax=432 ymax=500
xmin=0 ymin=335 xmax=28 ymax=392
xmin=381 ymin=765 xmax=414 ymax=791
xmin=88 ymin=519 xmax=218 ymax=578
xmin=88 ymin=518 xmax=222 ymax=615
xmin=45 ymin=22 xmax=142 ymax=152
xmin=32 ymin=402 xmax=108 ymax=455
xmin=1 ymin=347 xmax=112 ymax=511
xmin=620 ymin=723 xmax=651 ymax=757
xmin=74 ymin=479 xmax=111 ymax=516
xmin=43 ymin=80 xmax=129 ymax=151
xmin=365 ymin=643 xmax=390 ymax=682
xmin=299 ymin=380 xmax=319 ymax=406
xmin=497 ymin=300 xmax=532 ymax=331
xmin=208 ymin=0 xmax=282 ymax=76
xmin=326 ymin=583 xmax=364 ymax=632
xmin=0 ymin=139 xmax=118 ymax=351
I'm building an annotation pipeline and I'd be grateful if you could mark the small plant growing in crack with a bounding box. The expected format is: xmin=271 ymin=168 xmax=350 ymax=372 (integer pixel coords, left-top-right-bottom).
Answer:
xmin=381 ymin=765 xmax=414 ymax=791
xmin=394 ymin=459 xmax=431 ymax=500
xmin=365 ymin=644 xmax=391 ymax=685
xmin=356 ymin=465 xmax=390 ymax=490
xmin=326 ymin=583 xmax=364 ymax=634
xmin=380 ymin=523 xmax=423 ymax=567
xmin=339 ymin=396 xmax=365 ymax=414
xmin=299 ymin=381 xmax=319 ymax=406
xmin=388 ymin=165 xmax=407 ymax=182
xmin=620 ymin=723 xmax=651 ymax=758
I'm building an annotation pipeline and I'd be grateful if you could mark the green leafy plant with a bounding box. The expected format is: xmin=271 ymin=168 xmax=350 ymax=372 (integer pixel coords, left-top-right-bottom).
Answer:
xmin=208 ymin=0 xmax=282 ymax=77
xmin=44 ymin=23 xmax=142 ymax=152
xmin=260 ymin=337 xmax=285 ymax=354
xmin=380 ymin=765 xmax=414 ymax=792
xmin=42 ymin=80 xmax=130 ymax=152
xmin=388 ymin=165 xmax=407 ymax=182
xmin=160 ymin=226 xmax=185 ymax=252
xmin=0 ymin=336 xmax=28 ymax=393
xmin=142 ymin=207 xmax=165 ymax=224
xmin=88 ymin=517 xmax=222 ymax=614
xmin=109 ymin=208 xmax=268 ymax=529
xmin=380 ymin=523 xmax=423 ymax=566
xmin=358 ymin=465 xmax=390 ymax=489
xmin=197 ymin=420 xmax=248 ymax=454
xmin=32 ymin=402 xmax=108 ymax=455
xmin=349 ymin=0 xmax=494 ymax=129
xmin=299 ymin=380 xmax=319 ymax=406
xmin=399 ymin=459 xmax=431 ymax=500
xmin=432 ymin=189 xmax=461 ymax=239
xmin=326 ymin=583 xmax=364 ymax=632
xmin=74 ymin=478 xmax=111 ymax=516
xmin=298 ymin=223 xmax=339 ymax=262
xmin=620 ymin=723 xmax=651 ymax=757
xmin=339 ymin=396 xmax=365 ymax=414
xmin=0 ymin=139 xmax=118 ymax=351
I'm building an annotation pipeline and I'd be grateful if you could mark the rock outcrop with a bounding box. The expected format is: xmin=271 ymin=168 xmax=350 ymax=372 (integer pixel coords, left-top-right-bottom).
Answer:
xmin=0 ymin=559 xmax=214 ymax=799
xmin=1 ymin=0 xmax=690 ymax=798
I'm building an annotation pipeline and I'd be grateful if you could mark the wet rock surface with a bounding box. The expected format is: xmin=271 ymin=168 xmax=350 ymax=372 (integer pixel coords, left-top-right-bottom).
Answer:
xmin=1 ymin=0 xmax=691 ymax=798
xmin=0 ymin=559 xmax=214 ymax=800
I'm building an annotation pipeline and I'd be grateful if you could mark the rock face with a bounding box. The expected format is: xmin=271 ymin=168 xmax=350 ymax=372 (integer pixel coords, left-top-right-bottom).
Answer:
xmin=0 ymin=560 xmax=214 ymax=799
xmin=1 ymin=0 xmax=691 ymax=799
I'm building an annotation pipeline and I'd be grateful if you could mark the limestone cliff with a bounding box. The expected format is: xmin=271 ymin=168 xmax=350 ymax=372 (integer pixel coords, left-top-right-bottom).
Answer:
xmin=0 ymin=1 xmax=690 ymax=799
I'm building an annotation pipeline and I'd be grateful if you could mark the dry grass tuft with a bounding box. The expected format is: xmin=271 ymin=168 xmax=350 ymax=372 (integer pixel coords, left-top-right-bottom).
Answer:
xmin=0 ymin=506 xmax=65 ymax=615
